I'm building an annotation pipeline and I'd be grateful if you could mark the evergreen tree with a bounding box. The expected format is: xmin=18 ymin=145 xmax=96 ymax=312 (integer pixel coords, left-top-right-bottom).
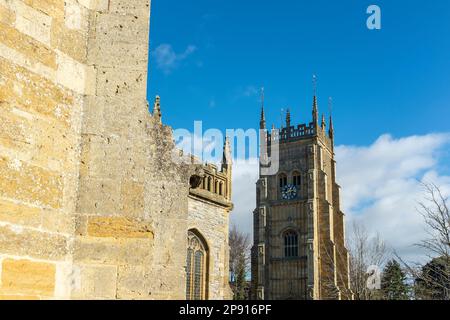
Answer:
xmin=234 ymin=254 xmax=247 ymax=300
xmin=415 ymin=256 xmax=450 ymax=300
xmin=381 ymin=259 xmax=409 ymax=300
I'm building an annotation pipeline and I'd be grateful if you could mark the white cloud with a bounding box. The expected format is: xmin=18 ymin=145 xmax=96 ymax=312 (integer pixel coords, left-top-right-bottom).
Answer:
xmin=152 ymin=44 xmax=197 ymax=74
xmin=230 ymin=133 xmax=450 ymax=263
xmin=231 ymin=159 xmax=259 ymax=235
xmin=174 ymin=132 xmax=219 ymax=162
xmin=243 ymin=86 xmax=258 ymax=97
xmin=336 ymin=133 xmax=450 ymax=263
xmin=231 ymin=85 xmax=260 ymax=102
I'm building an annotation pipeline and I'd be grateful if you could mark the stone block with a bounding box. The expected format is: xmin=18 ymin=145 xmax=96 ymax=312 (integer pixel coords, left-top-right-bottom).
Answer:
xmin=75 ymin=214 xmax=88 ymax=236
xmin=51 ymin=21 xmax=88 ymax=63
xmin=56 ymin=51 xmax=96 ymax=95
xmin=0 ymin=224 xmax=69 ymax=260
xmin=79 ymin=96 xmax=105 ymax=135
xmin=79 ymin=134 xmax=125 ymax=179
xmin=64 ymin=0 xmax=89 ymax=30
xmin=87 ymin=216 xmax=153 ymax=239
xmin=23 ymin=0 xmax=65 ymax=21
xmin=72 ymin=264 xmax=117 ymax=299
xmin=0 ymin=22 xmax=56 ymax=68
xmin=0 ymin=104 xmax=33 ymax=151
xmin=0 ymin=198 xmax=41 ymax=227
xmin=0 ymin=4 xmax=16 ymax=25
xmin=116 ymin=265 xmax=147 ymax=299
xmin=94 ymin=66 xmax=147 ymax=98
xmin=76 ymin=177 xmax=121 ymax=215
xmin=41 ymin=209 xmax=75 ymax=234
xmin=120 ymin=180 xmax=144 ymax=217
xmin=0 ymin=156 xmax=63 ymax=209
xmin=108 ymin=0 xmax=150 ymax=16
xmin=94 ymin=11 xmax=148 ymax=40
xmin=0 ymin=57 xmax=73 ymax=126
xmin=73 ymin=237 xmax=153 ymax=265
xmin=88 ymin=41 xmax=148 ymax=68
xmin=0 ymin=258 xmax=55 ymax=297
xmin=0 ymin=294 xmax=40 ymax=300
xmin=14 ymin=0 xmax=52 ymax=45
xmin=0 ymin=102 xmax=75 ymax=172
xmin=77 ymin=0 xmax=109 ymax=11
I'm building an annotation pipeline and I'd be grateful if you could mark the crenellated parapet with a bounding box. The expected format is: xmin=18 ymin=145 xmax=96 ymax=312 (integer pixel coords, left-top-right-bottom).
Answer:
xmin=188 ymin=137 xmax=233 ymax=210
xmin=262 ymin=94 xmax=335 ymax=154
xmin=190 ymin=162 xmax=233 ymax=209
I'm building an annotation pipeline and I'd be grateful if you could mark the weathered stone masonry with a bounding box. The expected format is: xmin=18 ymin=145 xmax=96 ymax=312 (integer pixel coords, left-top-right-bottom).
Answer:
xmin=0 ymin=0 xmax=232 ymax=299
xmin=251 ymin=97 xmax=352 ymax=300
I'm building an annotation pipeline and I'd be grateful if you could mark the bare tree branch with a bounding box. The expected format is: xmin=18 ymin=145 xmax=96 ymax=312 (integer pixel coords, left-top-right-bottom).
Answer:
xmin=229 ymin=224 xmax=251 ymax=299
xmin=397 ymin=182 xmax=450 ymax=300
xmin=346 ymin=221 xmax=389 ymax=300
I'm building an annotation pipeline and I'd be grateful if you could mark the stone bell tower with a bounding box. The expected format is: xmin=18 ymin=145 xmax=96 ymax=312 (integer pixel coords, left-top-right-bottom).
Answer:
xmin=251 ymin=89 xmax=352 ymax=300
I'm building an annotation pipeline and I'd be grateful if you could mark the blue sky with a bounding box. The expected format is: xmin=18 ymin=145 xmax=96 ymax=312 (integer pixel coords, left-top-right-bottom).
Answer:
xmin=147 ymin=0 xmax=450 ymax=261
xmin=147 ymin=0 xmax=450 ymax=149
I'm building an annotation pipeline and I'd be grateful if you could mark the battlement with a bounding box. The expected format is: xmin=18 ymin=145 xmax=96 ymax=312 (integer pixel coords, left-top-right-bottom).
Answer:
xmin=267 ymin=122 xmax=316 ymax=142
xmin=260 ymin=93 xmax=335 ymax=151
xmin=189 ymin=162 xmax=232 ymax=208
xmin=173 ymin=134 xmax=232 ymax=207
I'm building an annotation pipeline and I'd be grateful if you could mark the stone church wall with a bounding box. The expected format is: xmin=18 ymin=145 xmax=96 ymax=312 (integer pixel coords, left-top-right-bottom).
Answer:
xmin=0 ymin=0 xmax=93 ymax=299
xmin=188 ymin=197 xmax=231 ymax=300
xmin=0 ymin=0 xmax=231 ymax=300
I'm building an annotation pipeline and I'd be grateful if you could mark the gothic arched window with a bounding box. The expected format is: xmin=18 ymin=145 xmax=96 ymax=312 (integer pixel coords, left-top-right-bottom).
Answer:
xmin=293 ymin=171 xmax=301 ymax=187
xmin=279 ymin=173 xmax=287 ymax=189
xmin=219 ymin=182 xmax=223 ymax=196
xmin=284 ymin=230 xmax=299 ymax=258
xmin=186 ymin=230 xmax=208 ymax=300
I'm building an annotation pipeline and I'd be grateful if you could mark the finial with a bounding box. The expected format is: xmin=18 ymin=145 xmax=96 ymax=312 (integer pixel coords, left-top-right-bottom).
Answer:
xmin=328 ymin=97 xmax=333 ymax=117
xmin=321 ymin=114 xmax=326 ymax=129
xmin=153 ymin=95 xmax=162 ymax=124
xmin=312 ymin=74 xmax=317 ymax=97
xmin=222 ymin=136 xmax=232 ymax=166
xmin=312 ymin=74 xmax=319 ymax=124
xmin=286 ymin=108 xmax=291 ymax=128
xmin=261 ymin=87 xmax=265 ymax=109
xmin=328 ymin=96 xmax=334 ymax=140
xmin=260 ymin=87 xmax=266 ymax=129
xmin=280 ymin=108 xmax=285 ymax=129
xmin=312 ymin=97 xmax=318 ymax=127
xmin=329 ymin=115 xmax=334 ymax=140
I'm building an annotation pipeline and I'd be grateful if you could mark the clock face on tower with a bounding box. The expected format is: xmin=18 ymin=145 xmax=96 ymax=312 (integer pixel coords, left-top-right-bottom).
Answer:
xmin=281 ymin=184 xmax=297 ymax=200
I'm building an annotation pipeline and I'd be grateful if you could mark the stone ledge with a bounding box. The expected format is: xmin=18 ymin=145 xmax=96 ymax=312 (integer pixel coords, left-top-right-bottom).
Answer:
xmin=189 ymin=188 xmax=233 ymax=210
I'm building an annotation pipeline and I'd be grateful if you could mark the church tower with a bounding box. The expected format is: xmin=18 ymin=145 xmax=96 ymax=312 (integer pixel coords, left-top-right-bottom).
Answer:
xmin=251 ymin=89 xmax=352 ymax=300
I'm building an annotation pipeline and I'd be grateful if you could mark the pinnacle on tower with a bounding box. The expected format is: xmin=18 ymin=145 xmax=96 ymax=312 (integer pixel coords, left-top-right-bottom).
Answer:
xmin=328 ymin=97 xmax=334 ymax=140
xmin=312 ymin=95 xmax=319 ymax=127
xmin=329 ymin=115 xmax=334 ymax=140
xmin=286 ymin=108 xmax=291 ymax=128
xmin=260 ymin=87 xmax=266 ymax=129
xmin=221 ymin=136 xmax=232 ymax=169
xmin=153 ymin=95 xmax=162 ymax=124
xmin=312 ymin=75 xmax=319 ymax=128
xmin=321 ymin=114 xmax=326 ymax=130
